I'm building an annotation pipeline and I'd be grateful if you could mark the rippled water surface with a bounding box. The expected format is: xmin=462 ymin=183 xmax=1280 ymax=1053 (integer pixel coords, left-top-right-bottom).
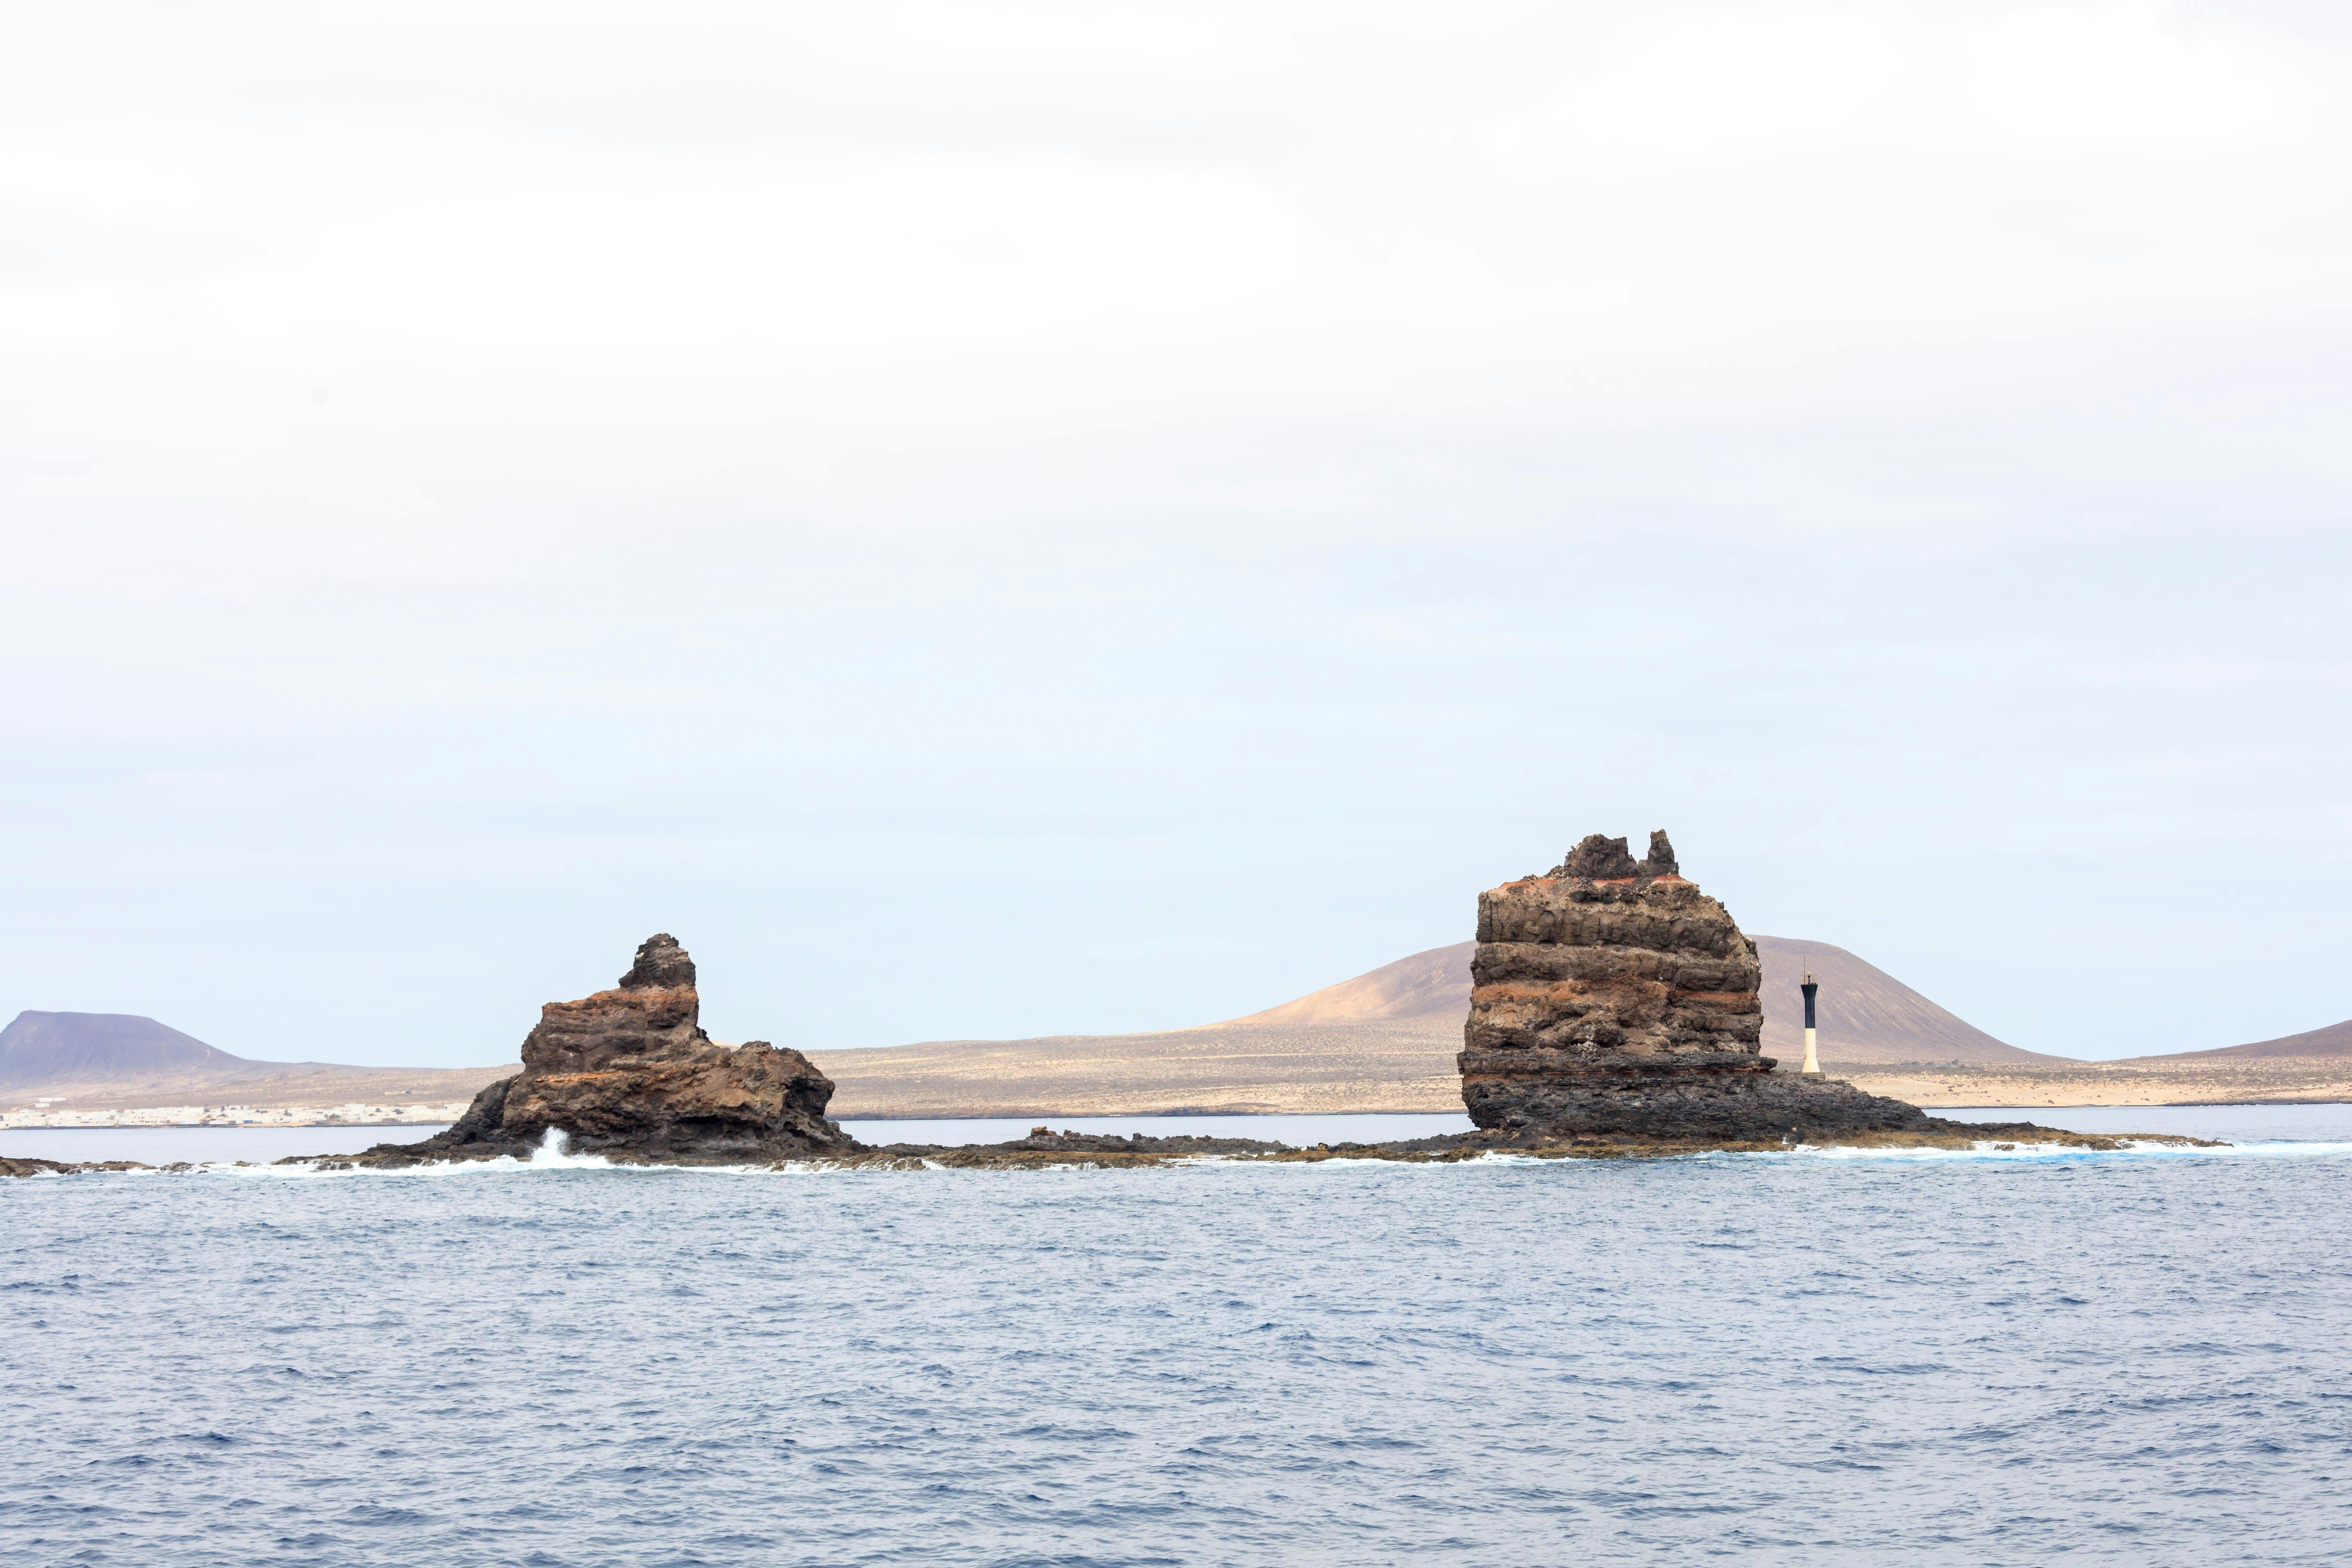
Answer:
xmin=8 ymin=1121 xmax=2352 ymax=1565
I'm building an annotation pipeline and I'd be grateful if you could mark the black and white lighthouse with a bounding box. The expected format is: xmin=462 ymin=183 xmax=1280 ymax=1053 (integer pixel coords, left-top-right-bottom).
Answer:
xmin=1799 ymin=967 xmax=1822 ymax=1076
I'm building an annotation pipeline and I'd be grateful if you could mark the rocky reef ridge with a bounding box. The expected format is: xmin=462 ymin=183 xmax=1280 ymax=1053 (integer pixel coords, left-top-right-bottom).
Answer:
xmin=1460 ymin=832 xmax=1937 ymax=1140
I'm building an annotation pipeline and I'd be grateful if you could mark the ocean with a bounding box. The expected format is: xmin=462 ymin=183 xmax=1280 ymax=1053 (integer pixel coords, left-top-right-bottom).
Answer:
xmin=6 ymin=1107 xmax=2351 ymax=1565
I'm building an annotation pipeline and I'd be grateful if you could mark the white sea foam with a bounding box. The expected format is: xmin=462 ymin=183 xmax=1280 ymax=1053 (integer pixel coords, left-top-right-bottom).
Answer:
xmin=1779 ymin=1138 xmax=2352 ymax=1163
xmin=178 ymin=1125 xmax=623 ymax=1179
xmin=524 ymin=1127 xmax=611 ymax=1168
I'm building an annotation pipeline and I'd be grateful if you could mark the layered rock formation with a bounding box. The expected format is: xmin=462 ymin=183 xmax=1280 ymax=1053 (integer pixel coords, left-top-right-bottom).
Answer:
xmin=1459 ymin=832 xmax=1931 ymax=1139
xmin=374 ymin=934 xmax=858 ymax=1165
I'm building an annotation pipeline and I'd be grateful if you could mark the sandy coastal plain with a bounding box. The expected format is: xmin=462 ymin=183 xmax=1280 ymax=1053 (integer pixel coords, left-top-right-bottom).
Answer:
xmin=817 ymin=1015 xmax=2352 ymax=1119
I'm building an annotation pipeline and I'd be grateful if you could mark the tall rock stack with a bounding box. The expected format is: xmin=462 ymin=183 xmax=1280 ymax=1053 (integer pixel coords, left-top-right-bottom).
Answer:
xmin=1459 ymin=832 xmax=1929 ymax=1139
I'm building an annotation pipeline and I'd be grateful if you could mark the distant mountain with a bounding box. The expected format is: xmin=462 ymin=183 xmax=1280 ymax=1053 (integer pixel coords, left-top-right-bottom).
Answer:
xmin=1048 ymin=932 xmax=2335 ymax=1075
xmin=1212 ymin=936 xmax=2052 ymax=1065
xmin=2136 ymin=1018 xmax=2352 ymax=1061
xmin=1752 ymin=938 xmax=2059 ymax=1066
xmin=0 ymin=1008 xmax=516 ymax=1109
xmin=820 ymin=933 xmax=2056 ymax=1116
xmin=0 ymin=1011 xmax=250 ymax=1090
xmin=1214 ymin=942 xmax=1474 ymax=1027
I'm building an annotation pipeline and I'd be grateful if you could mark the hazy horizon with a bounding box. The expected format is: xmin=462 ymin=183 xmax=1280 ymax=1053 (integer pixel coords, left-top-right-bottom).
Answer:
xmin=6 ymin=3 xmax=2348 ymax=1065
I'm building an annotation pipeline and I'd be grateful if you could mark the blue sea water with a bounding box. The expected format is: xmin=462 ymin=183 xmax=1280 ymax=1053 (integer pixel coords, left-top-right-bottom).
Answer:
xmin=7 ymin=1110 xmax=2352 ymax=1566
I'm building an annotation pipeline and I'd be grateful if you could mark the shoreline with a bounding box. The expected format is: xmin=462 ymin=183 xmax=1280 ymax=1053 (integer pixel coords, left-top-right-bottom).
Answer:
xmin=8 ymin=1098 xmax=2352 ymax=1131
xmin=12 ymin=1105 xmax=2347 ymax=1178
xmin=0 ymin=1118 xmax=460 ymax=1131
xmin=3 ymin=1120 xmax=2235 ymax=1179
xmin=0 ymin=1136 xmax=2239 ymax=1180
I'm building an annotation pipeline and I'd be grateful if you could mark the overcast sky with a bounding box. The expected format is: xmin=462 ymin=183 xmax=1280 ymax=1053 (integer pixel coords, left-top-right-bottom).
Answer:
xmin=4 ymin=1 xmax=2347 ymax=1067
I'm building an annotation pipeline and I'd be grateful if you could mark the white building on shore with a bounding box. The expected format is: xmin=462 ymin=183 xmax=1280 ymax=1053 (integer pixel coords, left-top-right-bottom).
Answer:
xmin=0 ymin=1102 xmax=469 ymax=1129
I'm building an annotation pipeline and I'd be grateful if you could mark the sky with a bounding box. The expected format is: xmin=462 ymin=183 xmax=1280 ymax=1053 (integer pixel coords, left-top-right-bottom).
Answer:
xmin=3 ymin=0 xmax=2348 ymax=1067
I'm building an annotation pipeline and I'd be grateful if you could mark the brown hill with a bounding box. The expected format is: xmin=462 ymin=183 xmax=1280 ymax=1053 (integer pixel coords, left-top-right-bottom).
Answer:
xmin=1753 ymin=938 xmax=2060 ymax=1066
xmin=1222 ymin=936 xmax=2051 ymax=1064
xmin=1214 ymin=942 xmax=1474 ymax=1028
xmin=819 ymin=934 xmax=2046 ymax=1118
xmin=1836 ymin=1003 xmax=2352 ymax=1108
xmin=2122 ymin=1018 xmax=2352 ymax=1062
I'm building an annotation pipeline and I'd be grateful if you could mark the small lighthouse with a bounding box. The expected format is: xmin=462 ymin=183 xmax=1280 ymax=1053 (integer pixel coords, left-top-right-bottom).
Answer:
xmin=1799 ymin=967 xmax=1822 ymax=1076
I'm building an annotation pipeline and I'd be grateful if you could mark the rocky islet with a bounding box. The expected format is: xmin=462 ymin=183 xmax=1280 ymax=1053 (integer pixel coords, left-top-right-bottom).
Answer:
xmin=1460 ymin=831 xmax=1938 ymax=1141
xmin=350 ymin=934 xmax=857 ymax=1167
xmin=7 ymin=862 xmax=2196 ymax=1174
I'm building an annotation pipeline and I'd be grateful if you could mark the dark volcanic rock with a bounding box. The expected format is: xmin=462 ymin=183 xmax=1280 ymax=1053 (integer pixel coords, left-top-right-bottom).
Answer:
xmin=854 ymin=1126 xmax=1296 ymax=1170
xmin=618 ymin=933 xmax=698 ymax=990
xmin=1637 ymin=829 xmax=1677 ymax=878
xmin=0 ymin=1156 xmax=150 ymax=1178
xmin=1556 ymin=832 xmax=1642 ymax=879
xmin=1459 ymin=834 xmax=1931 ymax=1139
xmin=349 ymin=934 xmax=859 ymax=1166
